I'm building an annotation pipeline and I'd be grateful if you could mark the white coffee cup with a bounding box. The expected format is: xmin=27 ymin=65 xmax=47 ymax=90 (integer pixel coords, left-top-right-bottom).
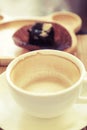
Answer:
xmin=6 ymin=49 xmax=87 ymax=118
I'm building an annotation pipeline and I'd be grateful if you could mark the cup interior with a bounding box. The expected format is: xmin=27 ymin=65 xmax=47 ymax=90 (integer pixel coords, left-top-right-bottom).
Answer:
xmin=9 ymin=50 xmax=81 ymax=94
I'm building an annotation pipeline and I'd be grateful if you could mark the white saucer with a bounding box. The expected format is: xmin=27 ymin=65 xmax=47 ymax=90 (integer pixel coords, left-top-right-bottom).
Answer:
xmin=0 ymin=73 xmax=87 ymax=130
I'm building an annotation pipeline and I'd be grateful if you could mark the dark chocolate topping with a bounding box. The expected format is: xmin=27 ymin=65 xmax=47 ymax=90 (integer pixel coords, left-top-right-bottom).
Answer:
xmin=28 ymin=22 xmax=55 ymax=48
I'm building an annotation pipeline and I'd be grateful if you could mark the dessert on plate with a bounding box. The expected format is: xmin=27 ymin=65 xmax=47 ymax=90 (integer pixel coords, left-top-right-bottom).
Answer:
xmin=12 ymin=20 xmax=76 ymax=53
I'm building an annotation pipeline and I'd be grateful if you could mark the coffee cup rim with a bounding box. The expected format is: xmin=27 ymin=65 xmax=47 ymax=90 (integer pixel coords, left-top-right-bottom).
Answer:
xmin=6 ymin=49 xmax=86 ymax=97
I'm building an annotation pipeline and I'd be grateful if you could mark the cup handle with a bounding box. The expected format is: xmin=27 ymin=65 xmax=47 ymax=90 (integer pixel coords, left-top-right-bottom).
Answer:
xmin=77 ymin=72 xmax=87 ymax=103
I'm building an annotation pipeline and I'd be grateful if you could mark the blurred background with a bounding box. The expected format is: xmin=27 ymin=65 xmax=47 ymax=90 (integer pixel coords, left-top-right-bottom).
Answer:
xmin=0 ymin=0 xmax=87 ymax=32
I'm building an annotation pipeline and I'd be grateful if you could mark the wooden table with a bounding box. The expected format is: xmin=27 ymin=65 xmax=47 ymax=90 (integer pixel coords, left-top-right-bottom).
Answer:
xmin=0 ymin=34 xmax=87 ymax=74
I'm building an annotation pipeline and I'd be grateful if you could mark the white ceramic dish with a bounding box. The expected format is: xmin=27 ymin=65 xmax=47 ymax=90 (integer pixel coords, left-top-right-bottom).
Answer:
xmin=0 ymin=73 xmax=87 ymax=130
xmin=48 ymin=11 xmax=82 ymax=33
xmin=0 ymin=11 xmax=82 ymax=66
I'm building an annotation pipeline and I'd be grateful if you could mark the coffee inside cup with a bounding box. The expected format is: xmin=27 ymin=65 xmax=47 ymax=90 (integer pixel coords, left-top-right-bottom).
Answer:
xmin=10 ymin=52 xmax=80 ymax=94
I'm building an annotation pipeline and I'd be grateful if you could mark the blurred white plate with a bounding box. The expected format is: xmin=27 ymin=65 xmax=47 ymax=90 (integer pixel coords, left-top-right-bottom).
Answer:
xmin=0 ymin=11 xmax=81 ymax=66
xmin=0 ymin=72 xmax=87 ymax=130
